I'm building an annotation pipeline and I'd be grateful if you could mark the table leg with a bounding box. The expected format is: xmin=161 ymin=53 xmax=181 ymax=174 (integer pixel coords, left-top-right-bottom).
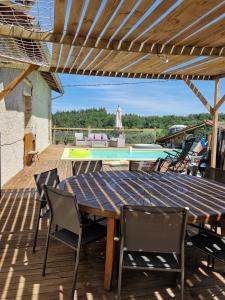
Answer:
xmin=221 ymin=219 xmax=225 ymax=235
xmin=104 ymin=217 xmax=115 ymax=291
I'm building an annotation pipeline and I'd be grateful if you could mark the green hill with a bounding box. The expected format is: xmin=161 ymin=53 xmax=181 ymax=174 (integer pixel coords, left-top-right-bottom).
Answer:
xmin=52 ymin=108 xmax=223 ymax=129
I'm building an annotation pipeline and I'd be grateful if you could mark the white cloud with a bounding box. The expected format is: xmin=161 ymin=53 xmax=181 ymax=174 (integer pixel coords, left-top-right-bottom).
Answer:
xmin=82 ymin=82 xmax=204 ymax=115
xmin=76 ymin=85 xmax=115 ymax=91
xmin=53 ymin=76 xmax=225 ymax=115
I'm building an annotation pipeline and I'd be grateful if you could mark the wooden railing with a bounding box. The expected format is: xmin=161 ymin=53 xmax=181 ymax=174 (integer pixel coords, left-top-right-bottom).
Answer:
xmin=52 ymin=127 xmax=161 ymax=145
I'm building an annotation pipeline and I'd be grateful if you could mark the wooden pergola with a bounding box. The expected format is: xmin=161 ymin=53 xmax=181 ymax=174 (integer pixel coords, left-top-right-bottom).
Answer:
xmin=1 ymin=0 xmax=225 ymax=169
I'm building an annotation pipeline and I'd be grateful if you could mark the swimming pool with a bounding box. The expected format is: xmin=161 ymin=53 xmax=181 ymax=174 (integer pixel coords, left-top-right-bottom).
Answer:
xmin=62 ymin=148 xmax=176 ymax=161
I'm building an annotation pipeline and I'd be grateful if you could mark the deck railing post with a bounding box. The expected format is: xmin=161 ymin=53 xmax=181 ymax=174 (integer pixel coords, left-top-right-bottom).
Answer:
xmin=52 ymin=126 xmax=56 ymax=144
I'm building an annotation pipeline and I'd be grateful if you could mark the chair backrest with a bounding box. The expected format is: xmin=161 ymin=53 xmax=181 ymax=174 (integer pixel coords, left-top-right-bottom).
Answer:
xmin=129 ymin=159 xmax=160 ymax=172
xmin=88 ymin=133 xmax=95 ymax=140
xmin=101 ymin=133 xmax=108 ymax=141
xmin=34 ymin=168 xmax=60 ymax=201
xmin=94 ymin=133 xmax=102 ymax=140
xmin=72 ymin=160 xmax=102 ymax=176
xmin=43 ymin=186 xmax=81 ymax=235
xmin=204 ymin=167 xmax=225 ymax=184
xmin=177 ymin=138 xmax=195 ymax=161
xmin=75 ymin=132 xmax=83 ymax=139
xmin=121 ymin=205 xmax=188 ymax=254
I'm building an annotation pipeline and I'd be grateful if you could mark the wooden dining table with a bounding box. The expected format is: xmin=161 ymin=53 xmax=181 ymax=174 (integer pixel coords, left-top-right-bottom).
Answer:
xmin=59 ymin=170 xmax=225 ymax=291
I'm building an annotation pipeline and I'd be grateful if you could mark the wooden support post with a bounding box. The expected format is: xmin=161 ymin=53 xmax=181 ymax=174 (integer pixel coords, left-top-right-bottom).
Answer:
xmin=211 ymin=79 xmax=220 ymax=168
xmin=104 ymin=217 xmax=115 ymax=291
xmin=183 ymin=78 xmax=222 ymax=168
xmin=0 ymin=64 xmax=38 ymax=102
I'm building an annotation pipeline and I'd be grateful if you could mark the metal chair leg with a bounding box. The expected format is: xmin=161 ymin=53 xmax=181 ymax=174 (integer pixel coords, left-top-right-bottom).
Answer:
xmin=117 ymin=261 xmax=123 ymax=300
xmin=180 ymin=270 xmax=184 ymax=300
xmin=113 ymin=221 xmax=121 ymax=287
xmin=71 ymin=243 xmax=81 ymax=299
xmin=33 ymin=204 xmax=42 ymax=253
xmin=207 ymin=255 xmax=211 ymax=268
xmin=211 ymin=257 xmax=215 ymax=269
xmin=42 ymin=232 xmax=51 ymax=276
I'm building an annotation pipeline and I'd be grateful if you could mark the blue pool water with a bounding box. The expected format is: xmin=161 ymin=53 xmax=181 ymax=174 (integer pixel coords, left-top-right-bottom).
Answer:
xmin=68 ymin=148 xmax=176 ymax=160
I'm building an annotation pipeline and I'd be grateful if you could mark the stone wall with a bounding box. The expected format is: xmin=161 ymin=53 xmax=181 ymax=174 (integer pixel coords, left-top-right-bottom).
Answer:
xmin=0 ymin=68 xmax=51 ymax=186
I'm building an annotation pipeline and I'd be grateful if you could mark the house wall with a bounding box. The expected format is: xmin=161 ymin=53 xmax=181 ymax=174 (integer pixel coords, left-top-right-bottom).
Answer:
xmin=0 ymin=68 xmax=52 ymax=186
xmin=29 ymin=71 xmax=51 ymax=153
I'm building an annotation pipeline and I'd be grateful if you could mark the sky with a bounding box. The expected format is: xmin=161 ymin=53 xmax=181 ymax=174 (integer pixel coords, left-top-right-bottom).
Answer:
xmin=49 ymin=0 xmax=225 ymax=117
xmin=52 ymin=75 xmax=225 ymax=116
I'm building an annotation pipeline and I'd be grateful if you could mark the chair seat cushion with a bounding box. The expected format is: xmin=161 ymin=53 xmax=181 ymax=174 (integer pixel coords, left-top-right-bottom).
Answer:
xmin=51 ymin=222 xmax=106 ymax=249
xmin=123 ymin=251 xmax=180 ymax=270
xmin=190 ymin=231 xmax=225 ymax=262
xmin=82 ymin=222 xmax=106 ymax=244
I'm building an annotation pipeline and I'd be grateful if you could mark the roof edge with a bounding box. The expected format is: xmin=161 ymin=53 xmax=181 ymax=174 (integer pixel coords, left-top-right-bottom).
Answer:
xmin=0 ymin=61 xmax=63 ymax=94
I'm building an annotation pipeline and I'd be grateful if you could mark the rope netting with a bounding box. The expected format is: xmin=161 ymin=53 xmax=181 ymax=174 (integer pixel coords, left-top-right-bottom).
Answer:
xmin=0 ymin=0 xmax=54 ymax=66
xmin=0 ymin=36 xmax=50 ymax=65
xmin=0 ymin=0 xmax=54 ymax=32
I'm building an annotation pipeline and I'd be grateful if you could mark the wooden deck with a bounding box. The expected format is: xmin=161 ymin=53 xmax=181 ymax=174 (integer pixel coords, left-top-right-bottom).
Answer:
xmin=3 ymin=144 xmax=127 ymax=189
xmin=1 ymin=145 xmax=225 ymax=299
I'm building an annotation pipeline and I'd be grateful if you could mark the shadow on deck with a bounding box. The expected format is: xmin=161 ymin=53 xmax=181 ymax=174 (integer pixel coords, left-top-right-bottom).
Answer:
xmin=1 ymin=145 xmax=225 ymax=299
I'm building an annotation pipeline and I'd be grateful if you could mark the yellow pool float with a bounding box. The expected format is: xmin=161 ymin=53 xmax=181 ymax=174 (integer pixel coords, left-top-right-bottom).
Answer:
xmin=69 ymin=148 xmax=91 ymax=159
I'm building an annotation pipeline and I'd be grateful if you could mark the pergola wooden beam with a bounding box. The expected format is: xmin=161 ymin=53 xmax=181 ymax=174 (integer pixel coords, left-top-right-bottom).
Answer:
xmin=211 ymin=73 xmax=225 ymax=80
xmin=0 ymin=62 xmax=213 ymax=80
xmin=213 ymin=94 xmax=225 ymax=112
xmin=0 ymin=64 xmax=38 ymax=101
xmin=1 ymin=25 xmax=225 ymax=58
xmin=211 ymin=79 xmax=220 ymax=168
xmin=44 ymin=68 xmax=213 ymax=81
xmin=183 ymin=78 xmax=213 ymax=114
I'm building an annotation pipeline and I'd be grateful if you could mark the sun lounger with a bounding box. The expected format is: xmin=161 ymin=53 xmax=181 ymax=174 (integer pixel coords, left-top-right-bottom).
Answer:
xmin=160 ymin=138 xmax=195 ymax=172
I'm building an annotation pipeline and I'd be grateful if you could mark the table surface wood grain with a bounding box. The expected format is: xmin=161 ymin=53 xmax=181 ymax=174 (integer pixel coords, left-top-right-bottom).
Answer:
xmin=59 ymin=170 xmax=225 ymax=224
